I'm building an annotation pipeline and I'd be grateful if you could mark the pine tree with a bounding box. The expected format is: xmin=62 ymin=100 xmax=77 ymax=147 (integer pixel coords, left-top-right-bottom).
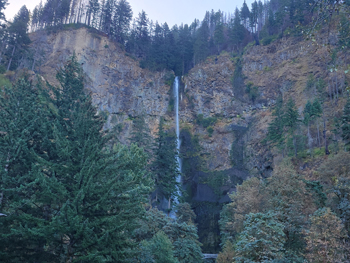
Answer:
xmin=0 ymin=0 xmax=7 ymax=27
xmin=101 ymin=0 xmax=114 ymax=35
xmin=284 ymin=98 xmax=299 ymax=157
xmin=6 ymin=5 xmax=31 ymax=71
xmin=266 ymin=97 xmax=286 ymax=152
xmin=230 ymin=8 xmax=246 ymax=52
xmin=113 ymin=0 xmax=132 ymax=43
xmin=0 ymin=76 xmax=54 ymax=262
xmin=0 ymin=56 xmax=152 ymax=261
xmin=151 ymin=118 xmax=180 ymax=211
xmin=194 ymin=20 xmax=209 ymax=64
xmin=214 ymin=21 xmax=224 ymax=53
xmin=240 ymin=0 xmax=250 ymax=29
xmin=129 ymin=113 xmax=153 ymax=155
xmin=177 ymin=23 xmax=193 ymax=75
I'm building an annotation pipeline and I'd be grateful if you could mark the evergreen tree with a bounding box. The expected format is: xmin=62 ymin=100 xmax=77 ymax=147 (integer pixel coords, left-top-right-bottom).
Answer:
xmin=56 ymin=0 xmax=71 ymax=25
xmin=230 ymin=8 xmax=246 ymax=52
xmin=214 ymin=21 xmax=225 ymax=53
xmin=133 ymin=10 xmax=150 ymax=58
xmin=101 ymin=0 xmax=114 ymax=35
xmin=0 ymin=76 xmax=56 ymax=262
xmin=0 ymin=55 xmax=152 ymax=261
xmin=284 ymin=98 xmax=299 ymax=157
xmin=240 ymin=0 xmax=250 ymax=29
xmin=177 ymin=24 xmax=193 ymax=75
xmin=151 ymin=117 xmax=180 ymax=211
xmin=86 ymin=0 xmax=100 ymax=27
xmin=113 ymin=0 xmax=132 ymax=43
xmin=164 ymin=221 xmax=203 ymax=263
xmin=194 ymin=20 xmax=210 ymax=64
xmin=139 ymin=231 xmax=178 ymax=263
xmin=266 ymin=98 xmax=286 ymax=151
xmin=303 ymin=99 xmax=322 ymax=149
xmin=0 ymin=0 xmax=7 ymax=27
xmin=129 ymin=113 xmax=153 ymax=155
xmin=6 ymin=5 xmax=31 ymax=71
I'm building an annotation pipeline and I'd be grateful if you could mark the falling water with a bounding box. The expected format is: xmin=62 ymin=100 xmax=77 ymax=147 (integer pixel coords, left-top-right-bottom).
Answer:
xmin=170 ymin=76 xmax=181 ymax=218
xmin=174 ymin=77 xmax=182 ymax=183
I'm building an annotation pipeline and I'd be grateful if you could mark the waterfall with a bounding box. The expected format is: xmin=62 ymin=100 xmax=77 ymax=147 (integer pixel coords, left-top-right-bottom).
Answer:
xmin=170 ymin=76 xmax=181 ymax=218
xmin=174 ymin=76 xmax=181 ymax=177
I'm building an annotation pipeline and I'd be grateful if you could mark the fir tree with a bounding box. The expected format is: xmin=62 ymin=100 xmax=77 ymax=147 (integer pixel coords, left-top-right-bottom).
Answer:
xmin=113 ymin=0 xmax=132 ymax=43
xmin=6 ymin=5 xmax=31 ymax=71
xmin=129 ymin=113 xmax=152 ymax=155
xmin=0 ymin=0 xmax=7 ymax=27
xmin=194 ymin=20 xmax=210 ymax=64
xmin=230 ymin=8 xmax=246 ymax=51
xmin=0 ymin=55 xmax=152 ymax=261
xmin=151 ymin=118 xmax=180 ymax=211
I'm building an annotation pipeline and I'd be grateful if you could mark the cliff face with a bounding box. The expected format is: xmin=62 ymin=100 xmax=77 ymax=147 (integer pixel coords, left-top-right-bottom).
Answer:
xmin=30 ymin=27 xmax=349 ymax=252
xmin=31 ymin=27 xmax=171 ymax=144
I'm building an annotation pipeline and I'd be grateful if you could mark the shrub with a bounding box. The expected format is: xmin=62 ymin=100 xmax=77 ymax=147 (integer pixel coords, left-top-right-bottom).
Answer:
xmin=196 ymin=114 xmax=217 ymax=128
xmin=207 ymin=126 xmax=214 ymax=137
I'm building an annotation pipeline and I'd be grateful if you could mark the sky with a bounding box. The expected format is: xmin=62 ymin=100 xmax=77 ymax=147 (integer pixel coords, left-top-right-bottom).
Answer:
xmin=4 ymin=0 xmax=254 ymax=26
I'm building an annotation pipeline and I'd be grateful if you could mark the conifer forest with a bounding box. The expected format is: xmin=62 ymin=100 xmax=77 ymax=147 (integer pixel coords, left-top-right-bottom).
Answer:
xmin=2 ymin=0 xmax=350 ymax=262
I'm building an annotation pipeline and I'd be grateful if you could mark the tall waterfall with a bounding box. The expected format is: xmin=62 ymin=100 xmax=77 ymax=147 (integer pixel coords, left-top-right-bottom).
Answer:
xmin=173 ymin=76 xmax=181 ymax=215
xmin=174 ymin=77 xmax=181 ymax=176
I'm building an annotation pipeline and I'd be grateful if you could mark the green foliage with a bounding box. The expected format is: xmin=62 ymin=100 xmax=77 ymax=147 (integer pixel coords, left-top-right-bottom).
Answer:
xmin=196 ymin=114 xmax=217 ymax=128
xmin=304 ymin=180 xmax=327 ymax=208
xmin=265 ymin=97 xmax=301 ymax=156
xmin=261 ymin=34 xmax=278 ymax=46
xmin=180 ymin=129 xmax=203 ymax=185
xmin=306 ymin=74 xmax=315 ymax=90
xmin=0 ymin=56 xmax=153 ymax=262
xmin=176 ymin=202 xmax=196 ymax=224
xmin=140 ymin=231 xmax=178 ymax=263
xmin=231 ymin=58 xmax=246 ymax=99
xmin=134 ymin=208 xmax=203 ymax=263
xmin=0 ymin=74 xmax=11 ymax=87
xmin=245 ymin=82 xmax=259 ymax=102
xmin=164 ymin=221 xmax=203 ymax=263
xmin=129 ymin=113 xmax=153 ymax=155
xmin=163 ymin=72 xmax=175 ymax=87
xmin=234 ymin=212 xmax=286 ymax=262
xmin=0 ymin=65 xmax=6 ymax=74
xmin=216 ymin=240 xmax=236 ymax=263
xmin=151 ymin=118 xmax=180 ymax=209
xmin=206 ymin=126 xmax=214 ymax=137
xmin=219 ymin=177 xmax=268 ymax=244
xmin=316 ymin=78 xmax=327 ymax=93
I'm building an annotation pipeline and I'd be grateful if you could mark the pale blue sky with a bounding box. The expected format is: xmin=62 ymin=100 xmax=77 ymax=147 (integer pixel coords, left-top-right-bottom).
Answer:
xmin=5 ymin=0 xmax=255 ymax=26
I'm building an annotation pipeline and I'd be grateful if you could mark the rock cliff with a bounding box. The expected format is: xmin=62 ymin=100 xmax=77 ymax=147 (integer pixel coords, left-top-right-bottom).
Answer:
xmin=29 ymin=27 xmax=349 ymax=252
